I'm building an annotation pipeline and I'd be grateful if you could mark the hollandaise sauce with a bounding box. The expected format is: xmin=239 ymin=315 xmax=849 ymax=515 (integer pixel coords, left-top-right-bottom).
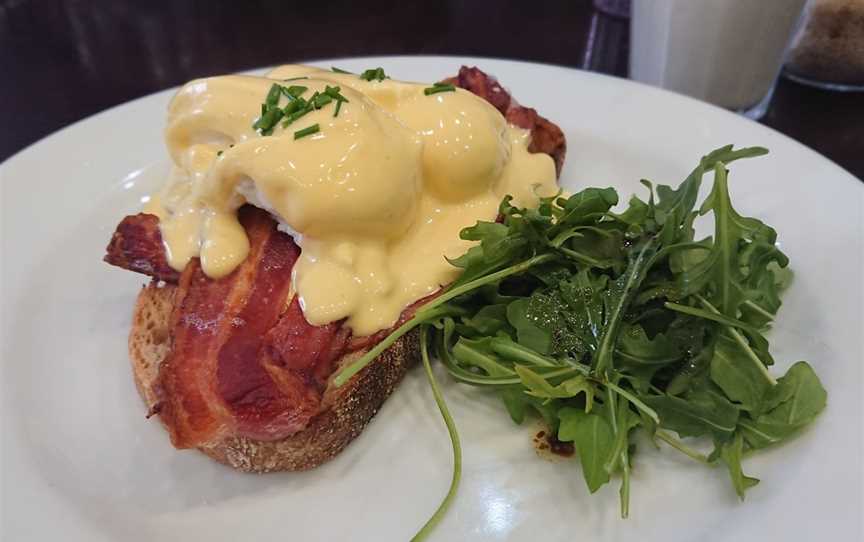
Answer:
xmin=146 ymin=65 xmax=558 ymax=336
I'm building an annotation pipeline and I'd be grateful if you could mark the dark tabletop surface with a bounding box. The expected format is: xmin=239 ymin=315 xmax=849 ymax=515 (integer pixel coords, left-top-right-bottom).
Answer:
xmin=2 ymin=0 xmax=862 ymax=179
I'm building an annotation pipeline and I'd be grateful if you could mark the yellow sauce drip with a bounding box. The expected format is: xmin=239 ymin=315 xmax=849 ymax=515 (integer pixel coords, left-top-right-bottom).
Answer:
xmin=149 ymin=65 xmax=558 ymax=335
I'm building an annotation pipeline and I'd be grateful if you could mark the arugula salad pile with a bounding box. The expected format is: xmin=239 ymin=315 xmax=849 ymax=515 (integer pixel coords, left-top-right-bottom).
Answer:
xmin=335 ymin=146 xmax=827 ymax=538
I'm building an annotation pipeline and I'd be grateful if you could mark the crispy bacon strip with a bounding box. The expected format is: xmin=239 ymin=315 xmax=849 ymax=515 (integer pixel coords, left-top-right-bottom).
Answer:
xmin=156 ymin=207 xmax=270 ymax=447
xmin=445 ymin=66 xmax=567 ymax=175
xmin=104 ymin=213 xmax=180 ymax=283
xmin=507 ymin=106 xmax=567 ymax=174
xmin=447 ymin=66 xmax=513 ymax=113
xmin=266 ymin=298 xmax=351 ymax=391
xmin=157 ymin=207 xmax=346 ymax=447
xmin=214 ymin=216 xmax=326 ymax=442
xmin=157 ymin=245 xmax=241 ymax=448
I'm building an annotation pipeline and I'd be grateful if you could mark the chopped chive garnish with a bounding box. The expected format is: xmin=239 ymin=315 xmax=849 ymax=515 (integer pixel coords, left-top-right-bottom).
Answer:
xmin=331 ymin=67 xmax=352 ymax=74
xmin=294 ymin=124 xmax=320 ymax=139
xmin=291 ymin=108 xmax=310 ymax=122
xmin=282 ymin=97 xmax=307 ymax=116
xmin=424 ymin=82 xmax=456 ymax=95
xmin=313 ymin=92 xmax=333 ymax=109
xmin=255 ymin=79 xmax=348 ymax=134
xmin=306 ymin=91 xmax=320 ymax=109
xmin=282 ymin=106 xmax=311 ymax=127
xmin=324 ymin=85 xmax=348 ymax=101
xmin=265 ymin=83 xmax=282 ymax=107
xmin=216 ymin=150 xmax=223 ymax=157
xmin=283 ymin=85 xmax=308 ymax=100
xmin=257 ymin=107 xmax=284 ymax=135
xmin=282 ymin=76 xmax=308 ymax=81
xmin=359 ymin=67 xmax=388 ymax=81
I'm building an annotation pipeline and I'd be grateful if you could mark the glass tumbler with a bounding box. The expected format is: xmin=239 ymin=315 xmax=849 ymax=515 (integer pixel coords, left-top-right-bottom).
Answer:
xmin=630 ymin=0 xmax=810 ymax=119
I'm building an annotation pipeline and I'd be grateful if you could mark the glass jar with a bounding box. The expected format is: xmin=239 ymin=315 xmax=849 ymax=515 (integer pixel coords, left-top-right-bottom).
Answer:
xmin=784 ymin=0 xmax=864 ymax=91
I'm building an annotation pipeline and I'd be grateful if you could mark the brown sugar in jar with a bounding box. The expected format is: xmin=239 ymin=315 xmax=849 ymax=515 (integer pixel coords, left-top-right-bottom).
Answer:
xmin=784 ymin=0 xmax=864 ymax=89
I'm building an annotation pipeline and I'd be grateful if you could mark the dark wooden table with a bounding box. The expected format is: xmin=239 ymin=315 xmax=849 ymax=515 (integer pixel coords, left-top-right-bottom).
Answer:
xmin=2 ymin=0 xmax=862 ymax=179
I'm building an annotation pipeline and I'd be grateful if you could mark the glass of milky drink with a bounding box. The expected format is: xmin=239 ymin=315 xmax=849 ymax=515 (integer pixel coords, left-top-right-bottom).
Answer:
xmin=629 ymin=0 xmax=810 ymax=119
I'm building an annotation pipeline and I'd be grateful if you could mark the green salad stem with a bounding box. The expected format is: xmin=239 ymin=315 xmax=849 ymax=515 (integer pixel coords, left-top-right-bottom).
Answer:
xmin=411 ymin=327 xmax=462 ymax=542
xmin=655 ymin=430 xmax=710 ymax=464
xmin=333 ymin=254 xmax=556 ymax=386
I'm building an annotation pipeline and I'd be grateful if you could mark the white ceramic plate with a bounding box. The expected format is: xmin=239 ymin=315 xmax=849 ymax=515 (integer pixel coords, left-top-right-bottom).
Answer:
xmin=2 ymin=56 xmax=862 ymax=542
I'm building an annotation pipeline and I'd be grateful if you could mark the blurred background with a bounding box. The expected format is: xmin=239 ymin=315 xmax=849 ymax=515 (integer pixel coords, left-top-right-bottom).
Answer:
xmin=1 ymin=0 xmax=862 ymax=178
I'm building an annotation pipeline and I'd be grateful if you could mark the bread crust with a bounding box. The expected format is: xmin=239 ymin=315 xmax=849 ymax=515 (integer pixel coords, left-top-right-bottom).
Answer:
xmin=129 ymin=281 xmax=419 ymax=472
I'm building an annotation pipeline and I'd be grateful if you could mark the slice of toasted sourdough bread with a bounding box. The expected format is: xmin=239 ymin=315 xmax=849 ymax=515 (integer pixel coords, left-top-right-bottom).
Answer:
xmin=129 ymin=281 xmax=420 ymax=473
